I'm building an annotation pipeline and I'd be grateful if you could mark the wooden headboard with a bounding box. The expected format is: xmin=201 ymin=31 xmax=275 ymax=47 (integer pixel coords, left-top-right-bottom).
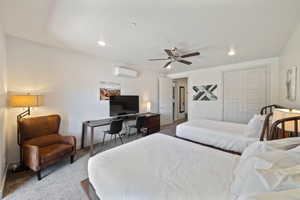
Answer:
xmin=269 ymin=116 xmax=300 ymax=140
xmin=260 ymin=113 xmax=300 ymax=141
xmin=260 ymin=104 xmax=285 ymax=115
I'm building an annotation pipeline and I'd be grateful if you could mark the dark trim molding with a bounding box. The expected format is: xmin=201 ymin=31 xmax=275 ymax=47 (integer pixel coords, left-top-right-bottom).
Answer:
xmin=175 ymin=136 xmax=241 ymax=155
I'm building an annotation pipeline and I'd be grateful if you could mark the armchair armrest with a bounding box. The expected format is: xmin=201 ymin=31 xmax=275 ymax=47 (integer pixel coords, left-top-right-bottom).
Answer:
xmin=23 ymin=144 xmax=40 ymax=171
xmin=60 ymin=136 xmax=77 ymax=153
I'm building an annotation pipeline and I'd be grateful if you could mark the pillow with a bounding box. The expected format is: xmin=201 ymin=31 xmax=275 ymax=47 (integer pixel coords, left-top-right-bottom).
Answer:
xmin=239 ymin=141 xmax=272 ymax=164
xmin=267 ymin=137 xmax=300 ymax=151
xmin=236 ymin=141 xmax=276 ymax=177
xmin=257 ymin=165 xmax=300 ymax=191
xmin=244 ymin=115 xmax=266 ymax=138
xmin=289 ymin=145 xmax=300 ymax=153
xmin=236 ymin=188 xmax=300 ymax=200
xmin=231 ymin=150 xmax=300 ymax=198
xmin=234 ymin=137 xmax=300 ymax=191
xmin=231 ymin=154 xmax=271 ymax=199
xmin=240 ymin=137 xmax=300 ymax=164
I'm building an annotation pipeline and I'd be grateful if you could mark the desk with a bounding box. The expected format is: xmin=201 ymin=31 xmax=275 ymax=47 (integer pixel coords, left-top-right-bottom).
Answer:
xmin=81 ymin=113 xmax=160 ymax=156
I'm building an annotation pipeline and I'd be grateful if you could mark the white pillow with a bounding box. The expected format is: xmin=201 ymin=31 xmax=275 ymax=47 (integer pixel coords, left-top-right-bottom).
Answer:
xmin=239 ymin=141 xmax=272 ymax=164
xmin=231 ymin=150 xmax=300 ymax=198
xmin=236 ymin=188 xmax=300 ymax=200
xmin=244 ymin=115 xmax=266 ymax=138
xmin=231 ymin=154 xmax=271 ymax=199
xmin=289 ymin=145 xmax=300 ymax=153
xmin=257 ymin=165 xmax=300 ymax=191
xmin=240 ymin=137 xmax=300 ymax=164
xmin=267 ymin=137 xmax=300 ymax=151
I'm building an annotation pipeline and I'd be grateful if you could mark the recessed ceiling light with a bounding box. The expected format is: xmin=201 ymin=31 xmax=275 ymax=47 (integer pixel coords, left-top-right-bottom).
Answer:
xmin=228 ymin=49 xmax=236 ymax=56
xmin=166 ymin=64 xmax=172 ymax=69
xmin=97 ymin=41 xmax=106 ymax=47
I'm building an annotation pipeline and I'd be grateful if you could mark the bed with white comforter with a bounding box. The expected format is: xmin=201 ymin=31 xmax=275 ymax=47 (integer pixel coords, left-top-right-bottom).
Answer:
xmin=176 ymin=119 xmax=258 ymax=153
xmin=88 ymin=133 xmax=240 ymax=200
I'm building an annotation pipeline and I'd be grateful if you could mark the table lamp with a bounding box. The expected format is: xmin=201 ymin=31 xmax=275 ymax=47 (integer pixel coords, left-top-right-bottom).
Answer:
xmin=146 ymin=102 xmax=151 ymax=113
xmin=9 ymin=94 xmax=43 ymax=171
xmin=272 ymin=108 xmax=300 ymax=132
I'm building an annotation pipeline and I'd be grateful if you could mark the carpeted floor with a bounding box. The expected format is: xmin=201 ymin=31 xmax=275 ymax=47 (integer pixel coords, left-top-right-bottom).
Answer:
xmin=3 ymin=122 xmax=179 ymax=200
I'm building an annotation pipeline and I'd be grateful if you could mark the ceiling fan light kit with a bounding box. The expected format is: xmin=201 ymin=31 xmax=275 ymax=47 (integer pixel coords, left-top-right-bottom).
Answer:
xmin=149 ymin=47 xmax=200 ymax=68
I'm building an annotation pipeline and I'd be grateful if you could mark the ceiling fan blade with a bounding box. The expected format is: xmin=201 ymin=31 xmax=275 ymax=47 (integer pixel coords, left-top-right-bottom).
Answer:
xmin=148 ymin=58 xmax=170 ymax=61
xmin=178 ymin=60 xmax=192 ymax=65
xmin=163 ymin=61 xmax=172 ymax=68
xmin=164 ymin=49 xmax=174 ymax=57
xmin=181 ymin=52 xmax=200 ymax=58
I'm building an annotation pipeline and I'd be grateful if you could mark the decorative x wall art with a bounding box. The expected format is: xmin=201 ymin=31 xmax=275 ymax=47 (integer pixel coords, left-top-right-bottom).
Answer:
xmin=192 ymin=85 xmax=218 ymax=101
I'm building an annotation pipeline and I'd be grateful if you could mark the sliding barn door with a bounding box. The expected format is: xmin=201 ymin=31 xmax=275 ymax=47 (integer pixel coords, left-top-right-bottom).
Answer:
xmin=223 ymin=67 xmax=268 ymax=123
xmin=159 ymin=77 xmax=173 ymax=125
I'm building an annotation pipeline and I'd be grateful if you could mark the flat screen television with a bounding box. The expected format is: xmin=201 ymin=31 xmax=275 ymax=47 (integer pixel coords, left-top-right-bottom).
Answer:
xmin=109 ymin=95 xmax=139 ymax=116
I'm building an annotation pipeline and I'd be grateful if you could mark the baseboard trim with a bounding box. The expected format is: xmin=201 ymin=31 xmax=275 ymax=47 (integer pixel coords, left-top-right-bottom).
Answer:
xmin=0 ymin=164 xmax=8 ymax=199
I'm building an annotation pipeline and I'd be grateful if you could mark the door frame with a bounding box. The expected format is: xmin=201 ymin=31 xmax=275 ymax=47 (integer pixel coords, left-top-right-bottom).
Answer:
xmin=172 ymin=77 xmax=189 ymax=122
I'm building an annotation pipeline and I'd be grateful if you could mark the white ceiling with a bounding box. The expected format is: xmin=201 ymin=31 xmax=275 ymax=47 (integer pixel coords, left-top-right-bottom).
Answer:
xmin=2 ymin=0 xmax=300 ymax=73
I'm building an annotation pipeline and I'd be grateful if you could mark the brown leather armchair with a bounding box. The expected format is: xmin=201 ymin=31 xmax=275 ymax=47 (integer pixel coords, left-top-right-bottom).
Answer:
xmin=19 ymin=115 xmax=76 ymax=180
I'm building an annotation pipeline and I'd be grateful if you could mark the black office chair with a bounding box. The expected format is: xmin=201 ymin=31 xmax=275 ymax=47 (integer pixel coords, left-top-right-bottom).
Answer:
xmin=128 ymin=116 xmax=146 ymax=136
xmin=102 ymin=119 xmax=124 ymax=145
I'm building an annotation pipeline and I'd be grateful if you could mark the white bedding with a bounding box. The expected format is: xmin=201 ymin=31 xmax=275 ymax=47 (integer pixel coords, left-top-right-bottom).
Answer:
xmin=88 ymin=133 xmax=240 ymax=200
xmin=176 ymin=119 xmax=257 ymax=153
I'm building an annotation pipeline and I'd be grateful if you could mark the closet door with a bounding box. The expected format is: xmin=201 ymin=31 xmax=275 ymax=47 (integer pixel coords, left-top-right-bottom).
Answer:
xmin=223 ymin=67 xmax=268 ymax=123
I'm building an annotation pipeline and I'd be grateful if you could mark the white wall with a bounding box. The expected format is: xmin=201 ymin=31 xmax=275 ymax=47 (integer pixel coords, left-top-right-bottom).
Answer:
xmin=6 ymin=36 xmax=159 ymax=163
xmin=168 ymin=58 xmax=280 ymax=121
xmin=279 ymin=21 xmax=300 ymax=109
xmin=0 ymin=23 xmax=7 ymax=195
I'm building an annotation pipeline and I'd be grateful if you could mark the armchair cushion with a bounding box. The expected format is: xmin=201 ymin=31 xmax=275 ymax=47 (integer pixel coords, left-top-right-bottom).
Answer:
xmin=24 ymin=134 xmax=76 ymax=148
xmin=39 ymin=144 xmax=73 ymax=165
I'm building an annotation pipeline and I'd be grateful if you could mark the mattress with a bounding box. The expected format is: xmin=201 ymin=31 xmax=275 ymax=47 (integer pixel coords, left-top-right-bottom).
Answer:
xmin=88 ymin=133 xmax=239 ymax=200
xmin=176 ymin=119 xmax=257 ymax=153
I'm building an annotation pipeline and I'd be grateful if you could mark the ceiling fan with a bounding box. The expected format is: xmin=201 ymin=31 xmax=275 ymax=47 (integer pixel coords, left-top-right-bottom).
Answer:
xmin=149 ymin=47 xmax=200 ymax=68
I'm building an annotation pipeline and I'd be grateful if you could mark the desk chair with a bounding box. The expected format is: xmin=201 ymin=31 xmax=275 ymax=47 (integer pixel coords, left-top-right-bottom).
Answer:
xmin=102 ymin=119 xmax=124 ymax=145
xmin=128 ymin=116 xmax=146 ymax=136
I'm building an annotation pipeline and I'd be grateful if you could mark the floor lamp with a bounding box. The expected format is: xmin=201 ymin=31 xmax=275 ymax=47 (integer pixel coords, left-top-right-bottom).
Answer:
xmin=9 ymin=94 xmax=43 ymax=171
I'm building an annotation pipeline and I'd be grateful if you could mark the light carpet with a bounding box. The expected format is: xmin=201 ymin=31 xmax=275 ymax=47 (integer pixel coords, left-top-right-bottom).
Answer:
xmin=3 ymin=124 xmax=177 ymax=200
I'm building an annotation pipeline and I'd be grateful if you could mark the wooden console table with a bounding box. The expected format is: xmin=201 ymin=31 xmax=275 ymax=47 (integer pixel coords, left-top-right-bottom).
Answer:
xmin=81 ymin=113 xmax=160 ymax=156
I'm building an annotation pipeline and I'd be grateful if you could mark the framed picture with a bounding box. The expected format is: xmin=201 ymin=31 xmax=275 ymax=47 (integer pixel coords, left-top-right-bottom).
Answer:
xmin=100 ymin=88 xmax=120 ymax=100
xmin=193 ymin=84 xmax=218 ymax=101
xmin=286 ymin=66 xmax=297 ymax=101
xmin=179 ymin=86 xmax=185 ymax=113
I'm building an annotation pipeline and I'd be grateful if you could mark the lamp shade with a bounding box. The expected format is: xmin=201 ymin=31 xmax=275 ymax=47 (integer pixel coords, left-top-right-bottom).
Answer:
xmin=272 ymin=109 xmax=300 ymax=132
xmin=9 ymin=95 xmax=43 ymax=107
xmin=146 ymin=102 xmax=151 ymax=112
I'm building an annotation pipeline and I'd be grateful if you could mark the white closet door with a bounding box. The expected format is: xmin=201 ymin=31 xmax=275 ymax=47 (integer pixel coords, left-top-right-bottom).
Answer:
xmin=223 ymin=70 xmax=244 ymax=123
xmin=224 ymin=67 xmax=267 ymax=123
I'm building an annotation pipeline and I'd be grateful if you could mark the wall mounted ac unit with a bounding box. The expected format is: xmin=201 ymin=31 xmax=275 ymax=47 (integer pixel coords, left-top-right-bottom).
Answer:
xmin=114 ymin=67 xmax=138 ymax=78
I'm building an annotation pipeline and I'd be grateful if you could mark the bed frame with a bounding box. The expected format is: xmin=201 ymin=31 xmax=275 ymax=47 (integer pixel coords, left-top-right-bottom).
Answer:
xmin=260 ymin=104 xmax=285 ymax=115
xmin=268 ymin=115 xmax=300 ymax=140
xmin=81 ymin=179 xmax=101 ymax=200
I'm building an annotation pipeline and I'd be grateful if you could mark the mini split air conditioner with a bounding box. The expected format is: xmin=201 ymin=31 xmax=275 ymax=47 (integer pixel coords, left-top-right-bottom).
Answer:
xmin=114 ymin=67 xmax=138 ymax=78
